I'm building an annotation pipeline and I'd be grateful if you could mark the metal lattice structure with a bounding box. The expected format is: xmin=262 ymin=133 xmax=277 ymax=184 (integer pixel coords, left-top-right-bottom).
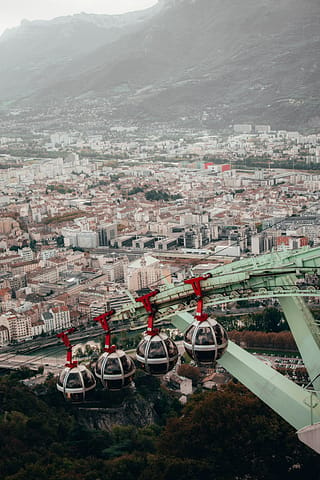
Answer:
xmin=111 ymin=246 xmax=320 ymax=452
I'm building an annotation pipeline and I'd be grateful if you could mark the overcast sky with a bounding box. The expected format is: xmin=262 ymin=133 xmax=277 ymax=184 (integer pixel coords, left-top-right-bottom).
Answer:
xmin=0 ymin=0 xmax=158 ymax=36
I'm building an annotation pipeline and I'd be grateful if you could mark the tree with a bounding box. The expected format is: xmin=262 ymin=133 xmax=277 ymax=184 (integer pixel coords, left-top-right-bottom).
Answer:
xmin=29 ymin=239 xmax=37 ymax=251
xmin=0 ymin=374 xmax=319 ymax=479
xmin=128 ymin=187 xmax=144 ymax=195
xmin=157 ymin=383 xmax=320 ymax=479
xmin=177 ymin=364 xmax=201 ymax=386
xmin=263 ymin=307 xmax=284 ymax=332
xmin=145 ymin=190 xmax=170 ymax=201
xmin=56 ymin=235 xmax=64 ymax=247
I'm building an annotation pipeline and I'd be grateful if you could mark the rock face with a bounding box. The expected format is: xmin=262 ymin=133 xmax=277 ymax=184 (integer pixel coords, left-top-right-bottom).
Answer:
xmin=78 ymin=396 xmax=158 ymax=431
xmin=1 ymin=0 xmax=319 ymax=129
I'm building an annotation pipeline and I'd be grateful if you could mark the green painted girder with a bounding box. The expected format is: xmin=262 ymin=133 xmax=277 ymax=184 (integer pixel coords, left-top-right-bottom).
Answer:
xmin=220 ymin=342 xmax=320 ymax=430
xmin=170 ymin=310 xmax=320 ymax=431
xmin=108 ymin=246 xmax=320 ymax=450
xmin=170 ymin=285 xmax=320 ymax=452
xmin=110 ymin=246 xmax=320 ymax=326
xmin=277 ymin=274 xmax=320 ymax=394
xmin=103 ymin=246 xmax=320 ymax=449
xmin=206 ymin=245 xmax=320 ymax=276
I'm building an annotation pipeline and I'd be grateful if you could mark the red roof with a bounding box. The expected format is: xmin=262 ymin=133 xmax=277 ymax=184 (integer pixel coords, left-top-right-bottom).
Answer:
xmin=51 ymin=306 xmax=69 ymax=313
xmin=0 ymin=288 xmax=11 ymax=297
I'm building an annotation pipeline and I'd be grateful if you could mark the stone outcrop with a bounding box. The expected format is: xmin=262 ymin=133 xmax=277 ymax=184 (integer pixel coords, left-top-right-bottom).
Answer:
xmin=78 ymin=395 xmax=158 ymax=431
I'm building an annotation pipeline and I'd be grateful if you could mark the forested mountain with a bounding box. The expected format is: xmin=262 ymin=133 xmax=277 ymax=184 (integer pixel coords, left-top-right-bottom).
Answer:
xmin=0 ymin=0 xmax=319 ymax=129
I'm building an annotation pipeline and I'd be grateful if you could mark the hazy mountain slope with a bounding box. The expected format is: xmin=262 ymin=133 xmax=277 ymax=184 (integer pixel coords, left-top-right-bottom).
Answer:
xmin=1 ymin=0 xmax=319 ymax=129
xmin=0 ymin=6 xmax=160 ymax=101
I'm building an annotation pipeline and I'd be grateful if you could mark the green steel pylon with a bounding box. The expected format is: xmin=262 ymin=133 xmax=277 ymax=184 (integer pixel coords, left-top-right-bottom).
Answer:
xmin=112 ymin=246 xmax=320 ymax=452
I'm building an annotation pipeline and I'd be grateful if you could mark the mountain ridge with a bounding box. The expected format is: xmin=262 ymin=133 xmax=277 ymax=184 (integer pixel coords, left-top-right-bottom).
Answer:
xmin=0 ymin=0 xmax=319 ymax=130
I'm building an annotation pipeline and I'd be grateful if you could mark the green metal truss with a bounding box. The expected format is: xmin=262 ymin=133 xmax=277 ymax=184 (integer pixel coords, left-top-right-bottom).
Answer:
xmin=112 ymin=245 xmax=320 ymax=327
xmin=111 ymin=246 xmax=320 ymax=452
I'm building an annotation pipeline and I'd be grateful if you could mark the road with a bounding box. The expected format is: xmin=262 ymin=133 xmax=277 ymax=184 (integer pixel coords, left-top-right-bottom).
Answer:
xmin=0 ymin=352 xmax=64 ymax=375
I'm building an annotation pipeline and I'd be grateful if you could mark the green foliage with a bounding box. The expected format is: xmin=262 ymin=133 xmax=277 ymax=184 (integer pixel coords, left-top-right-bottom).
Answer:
xmin=0 ymin=374 xmax=319 ymax=479
xmin=139 ymin=454 xmax=212 ymax=480
xmin=145 ymin=190 xmax=181 ymax=202
xmin=157 ymin=383 xmax=320 ymax=479
xmin=116 ymin=332 xmax=142 ymax=350
xmin=248 ymin=307 xmax=287 ymax=332
xmin=29 ymin=239 xmax=37 ymax=251
xmin=134 ymin=369 xmax=161 ymax=396
xmin=177 ymin=364 xmax=201 ymax=385
xmin=256 ymin=222 xmax=263 ymax=232
xmin=229 ymin=155 xmax=320 ymax=172
xmin=110 ymin=174 xmax=124 ymax=182
xmin=235 ymin=307 xmax=288 ymax=333
xmin=9 ymin=367 xmax=37 ymax=381
xmin=72 ymin=246 xmax=84 ymax=252
xmin=128 ymin=186 xmax=144 ymax=195
xmin=46 ymin=184 xmax=74 ymax=194
xmin=236 ymin=298 xmax=251 ymax=309
xmin=55 ymin=235 xmax=64 ymax=247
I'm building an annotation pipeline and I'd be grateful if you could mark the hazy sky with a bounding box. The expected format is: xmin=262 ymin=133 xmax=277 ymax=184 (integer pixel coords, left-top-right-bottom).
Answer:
xmin=0 ymin=0 xmax=158 ymax=36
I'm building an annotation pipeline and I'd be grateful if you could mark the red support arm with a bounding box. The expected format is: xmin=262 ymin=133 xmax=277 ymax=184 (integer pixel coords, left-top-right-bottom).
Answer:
xmin=57 ymin=328 xmax=78 ymax=368
xmin=184 ymin=273 xmax=212 ymax=322
xmin=136 ymin=290 xmax=160 ymax=335
xmin=195 ymin=298 xmax=209 ymax=322
xmin=93 ymin=310 xmax=116 ymax=353
xmin=184 ymin=273 xmax=212 ymax=298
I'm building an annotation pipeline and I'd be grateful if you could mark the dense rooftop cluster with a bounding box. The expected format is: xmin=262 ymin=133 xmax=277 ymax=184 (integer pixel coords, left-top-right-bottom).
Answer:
xmin=0 ymin=125 xmax=319 ymax=344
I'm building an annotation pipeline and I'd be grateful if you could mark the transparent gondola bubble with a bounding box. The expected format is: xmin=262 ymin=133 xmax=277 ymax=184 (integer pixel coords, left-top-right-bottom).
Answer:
xmin=135 ymin=290 xmax=179 ymax=376
xmin=93 ymin=311 xmax=135 ymax=390
xmin=57 ymin=363 xmax=96 ymax=402
xmin=136 ymin=330 xmax=179 ymax=375
xmin=183 ymin=274 xmax=228 ymax=366
xmin=183 ymin=316 xmax=228 ymax=365
xmin=56 ymin=328 xmax=96 ymax=402
xmin=95 ymin=349 xmax=135 ymax=390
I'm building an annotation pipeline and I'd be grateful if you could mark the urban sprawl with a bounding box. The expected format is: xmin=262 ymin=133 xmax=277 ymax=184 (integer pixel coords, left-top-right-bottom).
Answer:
xmin=0 ymin=122 xmax=319 ymax=345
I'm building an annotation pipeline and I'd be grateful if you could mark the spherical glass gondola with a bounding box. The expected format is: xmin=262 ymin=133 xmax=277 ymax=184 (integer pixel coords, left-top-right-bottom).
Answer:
xmin=56 ymin=364 xmax=96 ymax=402
xmin=183 ymin=316 xmax=228 ymax=365
xmin=95 ymin=350 xmax=135 ymax=390
xmin=136 ymin=331 xmax=179 ymax=375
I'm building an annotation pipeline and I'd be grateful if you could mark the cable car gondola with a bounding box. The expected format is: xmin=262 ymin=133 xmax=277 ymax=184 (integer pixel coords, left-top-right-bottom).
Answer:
xmin=135 ymin=291 xmax=179 ymax=375
xmin=183 ymin=275 xmax=228 ymax=366
xmin=94 ymin=310 xmax=135 ymax=390
xmin=56 ymin=328 xmax=96 ymax=402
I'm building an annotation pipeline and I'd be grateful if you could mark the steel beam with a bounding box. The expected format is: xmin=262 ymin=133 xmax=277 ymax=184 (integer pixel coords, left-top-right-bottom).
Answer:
xmin=171 ymin=310 xmax=320 ymax=430
xmin=110 ymin=246 xmax=320 ymax=326
xmin=277 ymin=275 xmax=320 ymax=393
xmin=218 ymin=341 xmax=320 ymax=430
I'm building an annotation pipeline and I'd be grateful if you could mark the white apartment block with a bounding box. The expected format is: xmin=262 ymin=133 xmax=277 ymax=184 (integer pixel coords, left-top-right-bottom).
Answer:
xmin=0 ymin=312 xmax=32 ymax=342
xmin=49 ymin=306 xmax=71 ymax=331
xmin=124 ymin=254 xmax=171 ymax=292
